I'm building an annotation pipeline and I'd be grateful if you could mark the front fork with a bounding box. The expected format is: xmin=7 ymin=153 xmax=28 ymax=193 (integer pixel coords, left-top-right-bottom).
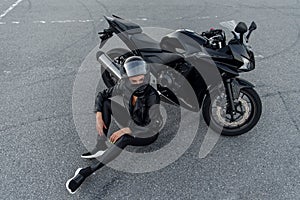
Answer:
xmin=224 ymin=79 xmax=241 ymax=115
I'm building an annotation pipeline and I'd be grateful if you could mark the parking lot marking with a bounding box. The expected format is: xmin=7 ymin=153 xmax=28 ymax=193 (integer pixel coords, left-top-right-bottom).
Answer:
xmin=0 ymin=18 xmax=103 ymax=25
xmin=136 ymin=18 xmax=148 ymax=21
xmin=33 ymin=21 xmax=46 ymax=24
xmin=255 ymin=55 xmax=264 ymax=58
xmin=0 ymin=0 xmax=24 ymax=20
xmin=50 ymin=20 xmax=77 ymax=23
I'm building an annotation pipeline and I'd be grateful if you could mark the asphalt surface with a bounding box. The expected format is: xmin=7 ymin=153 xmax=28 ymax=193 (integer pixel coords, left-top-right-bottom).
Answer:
xmin=1 ymin=0 xmax=300 ymax=199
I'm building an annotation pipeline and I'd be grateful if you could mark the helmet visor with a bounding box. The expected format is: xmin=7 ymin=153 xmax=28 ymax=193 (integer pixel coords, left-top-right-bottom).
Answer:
xmin=124 ymin=60 xmax=147 ymax=77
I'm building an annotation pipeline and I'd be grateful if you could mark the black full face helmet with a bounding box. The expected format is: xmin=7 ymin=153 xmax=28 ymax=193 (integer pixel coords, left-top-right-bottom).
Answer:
xmin=123 ymin=56 xmax=149 ymax=77
xmin=122 ymin=56 xmax=151 ymax=93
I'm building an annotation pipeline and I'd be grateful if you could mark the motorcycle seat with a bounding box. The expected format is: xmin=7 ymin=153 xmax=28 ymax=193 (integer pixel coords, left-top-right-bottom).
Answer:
xmin=130 ymin=33 xmax=183 ymax=64
xmin=131 ymin=33 xmax=161 ymax=50
xmin=143 ymin=52 xmax=183 ymax=65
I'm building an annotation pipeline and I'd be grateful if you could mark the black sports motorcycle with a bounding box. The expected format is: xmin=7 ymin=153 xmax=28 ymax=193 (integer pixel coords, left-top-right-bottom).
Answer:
xmin=96 ymin=15 xmax=262 ymax=136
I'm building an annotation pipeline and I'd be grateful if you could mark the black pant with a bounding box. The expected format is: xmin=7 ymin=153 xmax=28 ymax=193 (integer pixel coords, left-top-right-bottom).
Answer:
xmin=90 ymin=98 xmax=159 ymax=172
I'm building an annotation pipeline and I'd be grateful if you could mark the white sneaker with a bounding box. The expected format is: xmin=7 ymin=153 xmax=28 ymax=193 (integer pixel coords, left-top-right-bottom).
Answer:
xmin=81 ymin=150 xmax=106 ymax=159
xmin=66 ymin=168 xmax=83 ymax=194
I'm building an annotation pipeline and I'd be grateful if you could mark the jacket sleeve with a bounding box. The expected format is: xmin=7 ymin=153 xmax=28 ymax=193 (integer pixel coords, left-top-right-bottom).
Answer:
xmin=93 ymin=80 xmax=123 ymax=113
xmin=128 ymin=93 xmax=164 ymax=138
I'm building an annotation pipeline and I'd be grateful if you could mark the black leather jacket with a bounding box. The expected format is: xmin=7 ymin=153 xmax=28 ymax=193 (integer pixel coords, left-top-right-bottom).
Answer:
xmin=94 ymin=78 xmax=163 ymax=138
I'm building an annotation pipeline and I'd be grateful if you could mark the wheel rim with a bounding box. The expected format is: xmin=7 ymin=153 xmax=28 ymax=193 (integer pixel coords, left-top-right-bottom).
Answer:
xmin=211 ymin=90 xmax=254 ymax=129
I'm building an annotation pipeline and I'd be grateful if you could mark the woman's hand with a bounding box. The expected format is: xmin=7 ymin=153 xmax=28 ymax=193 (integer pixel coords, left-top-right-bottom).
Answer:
xmin=96 ymin=112 xmax=107 ymax=136
xmin=109 ymin=127 xmax=132 ymax=143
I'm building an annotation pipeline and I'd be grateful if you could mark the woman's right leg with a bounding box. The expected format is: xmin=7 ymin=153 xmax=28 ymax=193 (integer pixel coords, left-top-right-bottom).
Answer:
xmin=101 ymin=98 xmax=130 ymax=137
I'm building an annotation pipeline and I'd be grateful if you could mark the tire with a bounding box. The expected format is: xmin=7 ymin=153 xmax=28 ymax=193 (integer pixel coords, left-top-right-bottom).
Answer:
xmin=100 ymin=48 xmax=132 ymax=88
xmin=202 ymin=87 xmax=262 ymax=136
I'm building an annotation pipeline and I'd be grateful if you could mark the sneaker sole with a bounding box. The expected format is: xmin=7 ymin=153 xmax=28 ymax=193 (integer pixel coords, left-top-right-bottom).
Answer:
xmin=81 ymin=150 xmax=106 ymax=159
xmin=66 ymin=168 xmax=82 ymax=194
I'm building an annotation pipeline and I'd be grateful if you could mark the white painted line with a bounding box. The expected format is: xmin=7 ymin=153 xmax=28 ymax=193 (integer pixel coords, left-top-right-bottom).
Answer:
xmin=61 ymin=20 xmax=76 ymax=23
xmin=51 ymin=20 xmax=69 ymax=23
xmin=0 ymin=19 xmax=97 ymax=25
xmin=78 ymin=19 xmax=95 ymax=22
xmin=51 ymin=19 xmax=91 ymax=23
xmin=198 ymin=16 xmax=210 ymax=19
xmin=136 ymin=18 xmax=147 ymax=21
xmin=0 ymin=0 xmax=24 ymax=20
xmin=33 ymin=20 xmax=46 ymax=24
xmin=255 ymin=55 xmax=264 ymax=58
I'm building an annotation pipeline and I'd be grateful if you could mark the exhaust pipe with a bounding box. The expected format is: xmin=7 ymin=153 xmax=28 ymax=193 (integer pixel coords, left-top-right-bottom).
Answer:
xmin=96 ymin=51 xmax=122 ymax=79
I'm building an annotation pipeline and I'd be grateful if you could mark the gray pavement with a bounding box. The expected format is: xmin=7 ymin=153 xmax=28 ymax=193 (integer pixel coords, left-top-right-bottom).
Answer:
xmin=0 ymin=0 xmax=299 ymax=199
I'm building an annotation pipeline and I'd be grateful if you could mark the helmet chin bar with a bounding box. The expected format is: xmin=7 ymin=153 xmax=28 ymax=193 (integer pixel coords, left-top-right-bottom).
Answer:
xmin=124 ymin=72 xmax=151 ymax=94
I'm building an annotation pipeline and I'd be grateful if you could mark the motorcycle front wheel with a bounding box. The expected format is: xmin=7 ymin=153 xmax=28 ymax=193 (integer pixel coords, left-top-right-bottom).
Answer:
xmin=202 ymin=87 xmax=262 ymax=136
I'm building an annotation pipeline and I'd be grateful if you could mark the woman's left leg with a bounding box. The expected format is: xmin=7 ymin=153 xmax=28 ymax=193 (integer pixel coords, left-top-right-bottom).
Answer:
xmin=66 ymin=133 xmax=158 ymax=194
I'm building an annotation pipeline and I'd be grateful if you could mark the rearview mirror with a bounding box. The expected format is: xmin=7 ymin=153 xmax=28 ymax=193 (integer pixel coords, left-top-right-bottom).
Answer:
xmin=249 ymin=21 xmax=257 ymax=31
xmin=234 ymin=22 xmax=248 ymax=34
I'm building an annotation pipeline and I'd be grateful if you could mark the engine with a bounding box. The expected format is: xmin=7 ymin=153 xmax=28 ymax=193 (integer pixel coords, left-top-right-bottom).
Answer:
xmin=157 ymin=61 xmax=196 ymax=95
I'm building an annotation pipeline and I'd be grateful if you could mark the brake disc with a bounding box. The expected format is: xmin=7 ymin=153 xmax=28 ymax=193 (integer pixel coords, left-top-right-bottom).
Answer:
xmin=215 ymin=97 xmax=250 ymax=128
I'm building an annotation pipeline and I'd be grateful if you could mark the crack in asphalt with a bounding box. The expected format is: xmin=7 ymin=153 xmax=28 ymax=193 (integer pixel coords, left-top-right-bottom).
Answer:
xmin=95 ymin=0 xmax=110 ymax=15
xmin=256 ymin=6 xmax=300 ymax=62
xmin=25 ymin=0 xmax=31 ymax=12
xmin=261 ymin=89 xmax=300 ymax=98
xmin=168 ymin=1 xmax=209 ymax=20
xmin=278 ymin=91 xmax=300 ymax=132
xmin=0 ymin=1 xmax=105 ymax=80
xmin=0 ymin=30 xmax=95 ymax=80
xmin=100 ymin=176 xmax=121 ymax=197
xmin=0 ymin=70 xmax=76 ymax=96
xmin=207 ymin=1 xmax=300 ymax=64
xmin=83 ymin=176 xmax=120 ymax=199
xmin=167 ymin=2 xmax=240 ymax=22
xmin=235 ymin=2 xmax=300 ymax=63
xmin=0 ymin=113 xmax=73 ymax=133
xmin=0 ymin=64 xmax=104 ymax=96
xmin=77 ymin=0 xmax=98 ymax=41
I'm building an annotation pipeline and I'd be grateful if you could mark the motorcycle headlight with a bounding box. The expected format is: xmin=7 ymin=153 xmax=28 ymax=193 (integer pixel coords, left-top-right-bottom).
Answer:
xmin=240 ymin=57 xmax=251 ymax=70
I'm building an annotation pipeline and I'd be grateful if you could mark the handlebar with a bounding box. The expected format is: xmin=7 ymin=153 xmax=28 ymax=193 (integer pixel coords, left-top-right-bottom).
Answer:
xmin=98 ymin=28 xmax=114 ymax=48
xmin=98 ymin=28 xmax=113 ymax=40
